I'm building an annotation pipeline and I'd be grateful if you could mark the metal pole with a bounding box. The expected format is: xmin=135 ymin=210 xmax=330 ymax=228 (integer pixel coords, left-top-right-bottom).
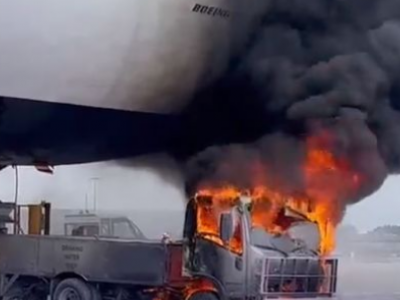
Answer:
xmin=91 ymin=177 xmax=100 ymax=212
xmin=13 ymin=166 xmax=19 ymax=234
xmin=85 ymin=193 xmax=89 ymax=213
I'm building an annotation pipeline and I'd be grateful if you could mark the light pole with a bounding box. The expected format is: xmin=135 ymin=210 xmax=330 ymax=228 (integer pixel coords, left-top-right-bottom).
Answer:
xmin=90 ymin=177 xmax=100 ymax=212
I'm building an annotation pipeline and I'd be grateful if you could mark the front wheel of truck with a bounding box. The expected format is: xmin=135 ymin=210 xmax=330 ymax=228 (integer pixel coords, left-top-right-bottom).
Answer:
xmin=53 ymin=278 xmax=94 ymax=300
xmin=187 ymin=292 xmax=219 ymax=300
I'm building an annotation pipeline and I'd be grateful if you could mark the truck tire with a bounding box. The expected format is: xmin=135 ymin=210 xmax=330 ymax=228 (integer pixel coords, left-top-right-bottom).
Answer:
xmin=53 ymin=278 xmax=94 ymax=300
xmin=187 ymin=292 xmax=219 ymax=300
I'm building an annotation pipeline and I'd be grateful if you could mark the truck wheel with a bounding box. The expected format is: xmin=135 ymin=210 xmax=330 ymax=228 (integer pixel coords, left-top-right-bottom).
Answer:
xmin=54 ymin=278 xmax=94 ymax=300
xmin=187 ymin=292 xmax=219 ymax=300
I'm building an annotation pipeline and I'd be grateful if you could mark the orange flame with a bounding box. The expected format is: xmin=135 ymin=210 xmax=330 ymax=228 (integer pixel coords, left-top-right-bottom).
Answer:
xmin=195 ymin=130 xmax=360 ymax=256
xmin=151 ymin=278 xmax=217 ymax=300
xmin=303 ymin=131 xmax=360 ymax=254
xmin=195 ymin=189 xmax=243 ymax=254
xmin=184 ymin=279 xmax=217 ymax=300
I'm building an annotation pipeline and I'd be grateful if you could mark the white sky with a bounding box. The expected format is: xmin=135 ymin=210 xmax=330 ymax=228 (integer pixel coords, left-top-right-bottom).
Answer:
xmin=343 ymin=175 xmax=400 ymax=232
xmin=0 ymin=156 xmax=397 ymax=233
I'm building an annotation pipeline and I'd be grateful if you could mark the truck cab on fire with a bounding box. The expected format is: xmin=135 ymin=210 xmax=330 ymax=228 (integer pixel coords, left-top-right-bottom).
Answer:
xmin=181 ymin=195 xmax=338 ymax=299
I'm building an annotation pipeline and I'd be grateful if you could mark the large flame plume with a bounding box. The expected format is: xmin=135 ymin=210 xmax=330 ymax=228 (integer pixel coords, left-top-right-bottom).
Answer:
xmin=190 ymin=129 xmax=361 ymax=255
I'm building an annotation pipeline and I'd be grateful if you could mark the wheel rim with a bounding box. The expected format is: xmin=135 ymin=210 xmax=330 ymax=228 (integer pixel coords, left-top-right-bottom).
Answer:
xmin=59 ymin=287 xmax=81 ymax=300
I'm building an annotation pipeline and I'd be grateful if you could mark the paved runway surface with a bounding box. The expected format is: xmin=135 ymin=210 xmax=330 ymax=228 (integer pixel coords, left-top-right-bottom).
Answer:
xmin=333 ymin=259 xmax=400 ymax=299
xmin=321 ymin=296 xmax=400 ymax=300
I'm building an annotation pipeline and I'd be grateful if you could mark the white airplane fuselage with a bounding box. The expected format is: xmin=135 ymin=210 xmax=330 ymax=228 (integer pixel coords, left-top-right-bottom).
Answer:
xmin=0 ymin=0 xmax=268 ymax=165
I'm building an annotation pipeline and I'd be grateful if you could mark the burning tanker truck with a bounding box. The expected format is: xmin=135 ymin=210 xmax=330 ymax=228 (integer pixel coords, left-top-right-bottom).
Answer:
xmin=0 ymin=193 xmax=336 ymax=300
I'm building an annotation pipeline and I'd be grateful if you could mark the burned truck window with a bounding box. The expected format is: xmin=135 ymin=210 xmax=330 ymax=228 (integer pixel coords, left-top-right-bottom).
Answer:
xmin=249 ymin=200 xmax=299 ymax=235
xmin=196 ymin=199 xmax=243 ymax=255
xmin=196 ymin=201 xmax=219 ymax=238
xmin=230 ymin=208 xmax=243 ymax=255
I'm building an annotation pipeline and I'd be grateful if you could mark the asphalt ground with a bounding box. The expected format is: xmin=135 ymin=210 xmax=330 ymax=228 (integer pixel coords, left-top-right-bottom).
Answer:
xmin=334 ymin=259 xmax=400 ymax=299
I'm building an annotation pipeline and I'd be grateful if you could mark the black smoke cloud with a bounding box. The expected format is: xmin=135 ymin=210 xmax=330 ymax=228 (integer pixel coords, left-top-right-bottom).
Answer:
xmin=171 ymin=0 xmax=400 ymax=209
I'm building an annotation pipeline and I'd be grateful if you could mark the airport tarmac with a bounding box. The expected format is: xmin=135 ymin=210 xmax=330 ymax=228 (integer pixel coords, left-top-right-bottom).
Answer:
xmin=335 ymin=259 xmax=400 ymax=299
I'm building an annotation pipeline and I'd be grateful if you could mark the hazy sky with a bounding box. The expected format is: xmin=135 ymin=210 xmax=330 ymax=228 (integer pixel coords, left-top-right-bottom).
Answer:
xmin=0 ymin=155 xmax=397 ymax=233
xmin=0 ymin=156 xmax=186 ymax=211
xmin=343 ymin=176 xmax=400 ymax=232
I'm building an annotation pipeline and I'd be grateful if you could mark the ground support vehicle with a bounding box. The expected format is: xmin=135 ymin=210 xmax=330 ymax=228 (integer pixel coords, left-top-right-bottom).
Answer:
xmin=0 ymin=196 xmax=338 ymax=300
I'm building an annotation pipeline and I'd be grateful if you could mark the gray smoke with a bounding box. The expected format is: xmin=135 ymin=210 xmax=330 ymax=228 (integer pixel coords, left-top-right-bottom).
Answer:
xmin=181 ymin=0 xmax=400 ymax=215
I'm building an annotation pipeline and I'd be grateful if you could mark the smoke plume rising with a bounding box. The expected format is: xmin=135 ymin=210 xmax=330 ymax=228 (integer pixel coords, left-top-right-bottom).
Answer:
xmin=171 ymin=0 xmax=400 ymax=220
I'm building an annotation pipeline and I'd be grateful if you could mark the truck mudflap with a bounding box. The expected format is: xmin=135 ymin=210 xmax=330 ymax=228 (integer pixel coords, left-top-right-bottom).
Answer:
xmin=259 ymin=257 xmax=338 ymax=298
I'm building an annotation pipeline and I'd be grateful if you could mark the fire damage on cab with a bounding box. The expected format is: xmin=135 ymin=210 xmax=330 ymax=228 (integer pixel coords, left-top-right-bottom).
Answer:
xmin=177 ymin=193 xmax=338 ymax=300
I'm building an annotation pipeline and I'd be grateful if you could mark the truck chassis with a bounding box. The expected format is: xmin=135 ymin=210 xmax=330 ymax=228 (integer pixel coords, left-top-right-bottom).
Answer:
xmin=0 ymin=234 xmax=176 ymax=300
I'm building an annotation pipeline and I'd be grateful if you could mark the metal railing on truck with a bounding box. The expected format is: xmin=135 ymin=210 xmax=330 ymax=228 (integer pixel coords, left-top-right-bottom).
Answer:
xmin=258 ymin=257 xmax=338 ymax=298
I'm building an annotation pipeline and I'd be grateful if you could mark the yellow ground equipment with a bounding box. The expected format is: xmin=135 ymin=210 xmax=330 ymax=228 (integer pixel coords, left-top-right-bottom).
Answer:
xmin=26 ymin=202 xmax=51 ymax=235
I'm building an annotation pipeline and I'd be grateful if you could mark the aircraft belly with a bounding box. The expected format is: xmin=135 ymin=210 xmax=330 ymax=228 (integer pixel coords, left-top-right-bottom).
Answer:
xmin=0 ymin=95 xmax=181 ymax=165
xmin=0 ymin=0 xmax=264 ymax=114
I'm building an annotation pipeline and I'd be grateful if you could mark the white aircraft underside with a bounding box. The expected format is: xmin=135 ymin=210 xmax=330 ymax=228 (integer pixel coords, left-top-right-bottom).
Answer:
xmin=0 ymin=0 xmax=267 ymax=114
xmin=0 ymin=0 xmax=268 ymax=165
